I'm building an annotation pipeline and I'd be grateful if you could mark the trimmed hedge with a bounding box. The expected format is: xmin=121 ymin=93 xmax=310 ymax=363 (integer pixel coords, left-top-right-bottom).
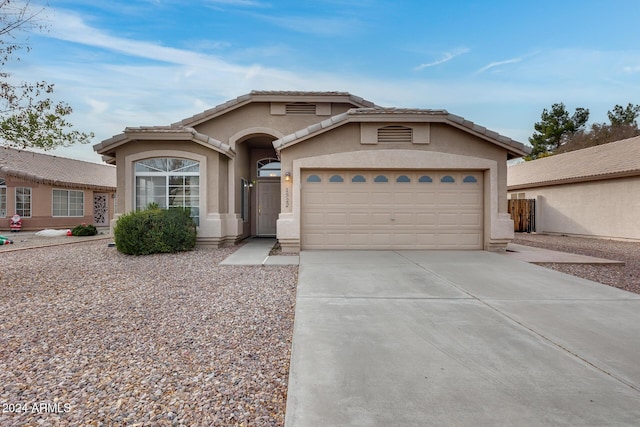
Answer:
xmin=114 ymin=206 xmax=197 ymax=255
xmin=71 ymin=223 xmax=98 ymax=236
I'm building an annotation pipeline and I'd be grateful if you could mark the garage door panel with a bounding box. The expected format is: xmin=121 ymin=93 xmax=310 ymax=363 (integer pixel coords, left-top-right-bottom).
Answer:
xmin=326 ymin=213 xmax=347 ymax=225
xmin=303 ymin=212 xmax=325 ymax=227
xmin=372 ymin=213 xmax=392 ymax=225
xmin=393 ymin=213 xmax=415 ymax=225
xmin=460 ymin=213 xmax=482 ymax=226
xmin=438 ymin=192 xmax=460 ymax=205
xmin=301 ymin=169 xmax=483 ymax=250
xmin=416 ymin=213 xmax=437 ymax=225
xmin=349 ymin=192 xmax=370 ymax=205
xmin=393 ymin=192 xmax=416 ymax=205
xmin=438 ymin=213 xmax=459 ymax=226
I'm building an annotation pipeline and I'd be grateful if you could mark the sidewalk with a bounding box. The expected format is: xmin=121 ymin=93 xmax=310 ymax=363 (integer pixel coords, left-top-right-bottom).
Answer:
xmin=220 ymin=238 xmax=299 ymax=266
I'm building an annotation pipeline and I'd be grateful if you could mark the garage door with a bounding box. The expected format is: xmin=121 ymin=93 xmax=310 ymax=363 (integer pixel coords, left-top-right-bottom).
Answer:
xmin=301 ymin=170 xmax=483 ymax=250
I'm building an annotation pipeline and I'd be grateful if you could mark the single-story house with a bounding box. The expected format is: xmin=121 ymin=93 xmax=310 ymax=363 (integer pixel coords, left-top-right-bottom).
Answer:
xmin=0 ymin=146 xmax=116 ymax=231
xmin=507 ymin=135 xmax=640 ymax=240
xmin=94 ymin=91 xmax=529 ymax=252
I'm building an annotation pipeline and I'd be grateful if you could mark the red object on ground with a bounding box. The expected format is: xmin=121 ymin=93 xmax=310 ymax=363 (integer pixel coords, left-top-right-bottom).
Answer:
xmin=67 ymin=230 xmax=72 ymax=236
xmin=9 ymin=214 xmax=22 ymax=231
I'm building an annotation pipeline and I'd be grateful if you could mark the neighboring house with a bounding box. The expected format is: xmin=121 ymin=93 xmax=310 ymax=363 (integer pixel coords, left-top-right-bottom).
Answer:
xmin=0 ymin=146 xmax=116 ymax=231
xmin=508 ymin=135 xmax=640 ymax=240
xmin=94 ymin=91 xmax=529 ymax=252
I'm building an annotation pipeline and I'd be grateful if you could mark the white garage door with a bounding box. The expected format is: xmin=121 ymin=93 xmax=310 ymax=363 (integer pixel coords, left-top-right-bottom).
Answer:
xmin=301 ymin=170 xmax=483 ymax=250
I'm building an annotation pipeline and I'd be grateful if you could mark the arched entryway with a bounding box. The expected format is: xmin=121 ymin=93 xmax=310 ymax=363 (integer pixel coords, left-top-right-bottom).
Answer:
xmin=232 ymin=132 xmax=281 ymax=238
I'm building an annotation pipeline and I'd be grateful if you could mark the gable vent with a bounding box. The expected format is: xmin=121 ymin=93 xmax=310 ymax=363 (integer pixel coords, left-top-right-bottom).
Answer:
xmin=286 ymin=103 xmax=317 ymax=115
xmin=377 ymin=125 xmax=413 ymax=144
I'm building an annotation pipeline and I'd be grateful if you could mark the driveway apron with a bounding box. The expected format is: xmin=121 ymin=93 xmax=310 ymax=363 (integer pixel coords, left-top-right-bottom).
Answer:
xmin=285 ymin=250 xmax=640 ymax=427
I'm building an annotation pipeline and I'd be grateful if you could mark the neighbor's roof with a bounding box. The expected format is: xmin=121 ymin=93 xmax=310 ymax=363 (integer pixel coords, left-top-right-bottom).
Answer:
xmin=273 ymin=108 xmax=530 ymax=158
xmin=508 ymin=135 xmax=640 ymax=190
xmin=0 ymin=146 xmax=116 ymax=191
xmin=173 ymin=90 xmax=379 ymax=128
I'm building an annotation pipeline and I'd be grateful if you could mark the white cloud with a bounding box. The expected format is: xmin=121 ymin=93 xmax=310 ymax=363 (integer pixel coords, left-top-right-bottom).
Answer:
xmin=414 ymin=48 xmax=470 ymax=71
xmin=20 ymin=10 xmax=640 ymax=164
xmin=476 ymin=57 xmax=523 ymax=74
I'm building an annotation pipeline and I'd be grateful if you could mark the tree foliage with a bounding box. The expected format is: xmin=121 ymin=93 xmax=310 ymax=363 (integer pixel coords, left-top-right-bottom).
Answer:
xmin=527 ymin=103 xmax=589 ymax=160
xmin=0 ymin=0 xmax=93 ymax=150
xmin=557 ymin=104 xmax=640 ymax=154
xmin=527 ymin=102 xmax=640 ymax=159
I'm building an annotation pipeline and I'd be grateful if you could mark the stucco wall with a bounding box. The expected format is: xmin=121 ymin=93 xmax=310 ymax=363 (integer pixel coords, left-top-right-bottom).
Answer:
xmin=1 ymin=176 xmax=115 ymax=231
xmin=194 ymin=102 xmax=356 ymax=144
xmin=277 ymin=121 xmax=514 ymax=251
xmin=509 ymin=176 xmax=640 ymax=240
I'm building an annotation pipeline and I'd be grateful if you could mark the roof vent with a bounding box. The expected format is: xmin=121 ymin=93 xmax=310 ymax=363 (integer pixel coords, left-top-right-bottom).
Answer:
xmin=377 ymin=125 xmax=413 ymax=144
xmin=286 ymin=103 xmax=317 ymax=115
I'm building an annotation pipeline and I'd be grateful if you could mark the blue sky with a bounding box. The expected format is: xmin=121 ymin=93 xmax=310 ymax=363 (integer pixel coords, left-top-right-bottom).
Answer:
xmin=8 ymin=0 xmax=640 ymax=162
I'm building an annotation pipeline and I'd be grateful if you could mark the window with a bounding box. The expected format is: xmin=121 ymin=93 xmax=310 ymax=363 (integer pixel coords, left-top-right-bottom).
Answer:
xmin=306 ymin=175 xmax=321 ymax=183
xmin=418 ymin=176 xmax=433 ymax=183
xmin=374 ymin=175 xmax=389 ymax=183
xmin=441 ymin=176 xmax=455 ymax=183
xmin=53 ymin=189 xmax=84 ymax=217
xmin=463 ymin=175 xmax=478 ymax=183
xmin=15 ymin=187 xmax=31 ymax=217
xmin=351 ymin=175 xmax=366 ymax=183
xmin=257 ymin=158 xmax=281 ymax=177
xmin=241 ymin=179 xmax=250 ymax=222
xmin=396 ymin=175 xmax=411 ymax=183
xmin=0 ymin=178 xmax=5 ymax=217
xmin=329 ymin=175 xmax=344 ymax=183
xmin=135 ymin=158 xmax=200 ymax=225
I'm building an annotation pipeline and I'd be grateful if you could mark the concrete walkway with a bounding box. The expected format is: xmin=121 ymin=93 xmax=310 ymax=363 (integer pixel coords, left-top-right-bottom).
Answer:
xmin=285 ymin=250 xmax=640 ymax=426
xmin=219 ymin=238 xmax=299 ymax=266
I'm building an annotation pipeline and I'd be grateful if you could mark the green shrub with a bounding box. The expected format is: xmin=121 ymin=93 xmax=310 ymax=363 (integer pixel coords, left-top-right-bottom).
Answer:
xmin=113 ymin=206 xmax=197 ymax=255
xmin=71 ymin=223 xmax=98 ymax=236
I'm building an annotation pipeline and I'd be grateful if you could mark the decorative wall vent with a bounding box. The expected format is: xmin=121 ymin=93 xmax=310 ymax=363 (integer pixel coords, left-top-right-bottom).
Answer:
xmin=285 ymin=103 xmax=316 ymax=115
xmin=377 ymin=125 xmax=413 ymax=144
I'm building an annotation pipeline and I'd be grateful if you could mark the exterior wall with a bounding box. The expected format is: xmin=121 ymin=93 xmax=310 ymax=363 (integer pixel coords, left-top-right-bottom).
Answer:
xmin=508 ymin=176 xmax=640 ymax=240
xmin=194 ymin=102 xmax=355 ymax=144
xmin=111 ymin=140 xmax=237 ymax=246
xmin=277 ymin=122 xmax=514 ymax=252
xmin=0 ymin=176 xmax=115 ymax=231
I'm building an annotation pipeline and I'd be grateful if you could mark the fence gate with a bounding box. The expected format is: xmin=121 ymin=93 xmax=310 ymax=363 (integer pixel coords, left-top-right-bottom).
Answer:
xmin=508 ymin=199 xmax=536 ymax=232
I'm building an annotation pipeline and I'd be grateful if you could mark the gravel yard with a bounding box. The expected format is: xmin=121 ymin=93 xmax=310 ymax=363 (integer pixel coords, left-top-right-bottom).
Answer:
xmin=0 ymin=241 xmax=297 ymax=426
xmin=513 ymin=233 xmax=640 ymax=295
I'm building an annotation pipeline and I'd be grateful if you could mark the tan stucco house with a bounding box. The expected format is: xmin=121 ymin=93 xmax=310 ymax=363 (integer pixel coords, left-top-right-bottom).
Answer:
xmin=508 ymin=135 xmax=640 ymax=240
xmin=94 ymin=91 xmax=528 ymax=252
xmin=0 ymin=146 xmax=116 ymax=230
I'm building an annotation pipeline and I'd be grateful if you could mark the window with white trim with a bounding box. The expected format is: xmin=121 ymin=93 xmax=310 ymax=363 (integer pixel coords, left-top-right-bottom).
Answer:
xmin=53 ymin=189 xmax=84 ymax=217
xmin=15 ymin=187 xmax=31 ymax=217
xmin=0 ymin=178 xmax=6 ymax=217
xmin=135 ymin=158 xmax=200 ymax=225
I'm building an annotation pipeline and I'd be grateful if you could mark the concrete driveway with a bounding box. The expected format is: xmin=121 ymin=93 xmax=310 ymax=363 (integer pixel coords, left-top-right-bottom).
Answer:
xmin=285 ymin=251 xmax=640 ymax=426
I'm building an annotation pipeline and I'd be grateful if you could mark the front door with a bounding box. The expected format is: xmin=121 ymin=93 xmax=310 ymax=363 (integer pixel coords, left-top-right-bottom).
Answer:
xmin=93 ymin=193 xmax=109 ymax=226
xmin=257 ymin=181 xmax=280 ymax=236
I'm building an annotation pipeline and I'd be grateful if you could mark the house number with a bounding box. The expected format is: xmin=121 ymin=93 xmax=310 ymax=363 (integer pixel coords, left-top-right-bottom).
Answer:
xmin=285 ymin=187 xmax=290 ymax=209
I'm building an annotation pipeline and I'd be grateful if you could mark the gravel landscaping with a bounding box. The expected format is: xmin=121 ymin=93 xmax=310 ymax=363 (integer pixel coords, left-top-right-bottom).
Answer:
xmin=0 ymin=240 xmax=297 ymax=426
xmin=513 ymin=233 xmax=640 ymax=295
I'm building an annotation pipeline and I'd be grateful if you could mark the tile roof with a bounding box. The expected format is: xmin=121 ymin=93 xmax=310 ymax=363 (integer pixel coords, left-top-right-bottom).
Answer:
xmin=507 ymin=135 xmax=640 ymax=189
xmin=173 ymin=90 xmax=378 ymax=127
xmin=94 ymin=126 xmax=235 ymax=163
xmin=273 ymin=108 xmax=529 ymax=157
xmin=0 ymin=146 xmax=116 ymax=191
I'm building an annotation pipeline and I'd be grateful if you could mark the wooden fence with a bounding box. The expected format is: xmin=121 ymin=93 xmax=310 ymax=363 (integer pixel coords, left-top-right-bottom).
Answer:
xmin=508 ymin=199 xmax=536 ymax=233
